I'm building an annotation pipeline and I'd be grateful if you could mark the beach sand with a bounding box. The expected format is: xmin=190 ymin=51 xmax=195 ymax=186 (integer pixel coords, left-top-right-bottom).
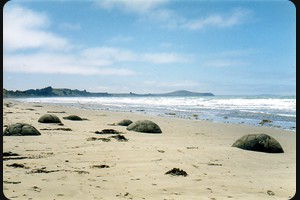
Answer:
xmin=3 ymin=100 xmax=296 ymax=200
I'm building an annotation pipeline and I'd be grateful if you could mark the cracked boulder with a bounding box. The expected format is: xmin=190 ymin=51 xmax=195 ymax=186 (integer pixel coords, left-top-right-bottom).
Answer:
xmin=232 ymin=133 xmax=284 ymax=153
xmin=4 ymin=123 xmax=41 ymax=136
xmin=126 ymin=120 xmax=162 ymax=133
xmin=38 ymin=114 xmax=61 ymax=123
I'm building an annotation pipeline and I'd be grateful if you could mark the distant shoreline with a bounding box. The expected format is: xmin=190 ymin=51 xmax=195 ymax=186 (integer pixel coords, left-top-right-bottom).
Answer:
xmin=8 ymin=95 xmax=296 ymax=132
xmin=3 ymin=86 xmax=214 ymax=98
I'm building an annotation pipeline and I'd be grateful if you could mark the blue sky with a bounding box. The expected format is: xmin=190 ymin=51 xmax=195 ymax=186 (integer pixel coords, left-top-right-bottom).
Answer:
xmin=3 ymin=0 xmax=296 ymax=95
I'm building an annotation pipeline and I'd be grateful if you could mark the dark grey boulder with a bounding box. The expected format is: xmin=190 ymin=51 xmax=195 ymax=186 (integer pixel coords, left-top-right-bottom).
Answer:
xmin=63 ymin=115 xmax=83 ymax=121
xmin=4 ymin=123 xmax=41 ymax=136
xmin=126 ymin=120 xmax=162 ymax=133
xmin=232 ymin=133 xmax=284 ymax=153
xmin=38 ymin=114 xmax=61 ymax=123
xmin=117 ymin=119 xmax=133 ymax=126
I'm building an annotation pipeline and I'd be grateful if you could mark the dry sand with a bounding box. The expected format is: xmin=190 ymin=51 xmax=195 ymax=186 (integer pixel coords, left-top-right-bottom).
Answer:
xmin=3 ymin=100 xmax=296 ymax=200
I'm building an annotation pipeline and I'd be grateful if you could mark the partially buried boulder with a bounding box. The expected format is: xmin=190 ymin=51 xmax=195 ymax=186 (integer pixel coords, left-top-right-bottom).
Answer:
xmin=38 ymin=114 xmax=61 ymax=123
xmin=4 ymin=123 xmax=41 ymax=136
xmin=232 ymin=133 xmax=284 ymax=153
xmin=117 ymin=119 xmax=133 ymax=126
xmin=63 ymin=115 xmax=83 ymax=121
xmin=126 ymin=120 xmax=162 ymax=133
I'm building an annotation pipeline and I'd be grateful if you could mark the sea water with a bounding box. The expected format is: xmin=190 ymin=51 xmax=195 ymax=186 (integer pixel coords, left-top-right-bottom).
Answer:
xmin=17 ymin=95 xmax=296 ymax=131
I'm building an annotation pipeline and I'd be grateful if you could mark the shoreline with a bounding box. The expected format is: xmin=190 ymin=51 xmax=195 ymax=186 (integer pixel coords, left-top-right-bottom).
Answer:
xmin=5 ymin=97 xmax=296 ymax=132
xmin=3 ymin=100 xmax=296 ymax=199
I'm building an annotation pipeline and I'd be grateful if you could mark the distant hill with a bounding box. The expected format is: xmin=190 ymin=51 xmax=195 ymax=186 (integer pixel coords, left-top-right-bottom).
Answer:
xmin=3 ymin=86 xmax=111 ymax=98
xmin=3 ymin=87 xmax=214 ymax=98
xmin=158 ymin=90 xmax=214 ymax=97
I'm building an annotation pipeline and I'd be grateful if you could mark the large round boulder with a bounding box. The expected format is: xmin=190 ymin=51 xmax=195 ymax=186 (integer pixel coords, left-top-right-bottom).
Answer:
xmin=117 ymin=119 xmax=133 ymax=126
xmin=38 ymin=114 xmax=61 ymax=123
xmin=126 ymin=120 xmax=162 ymax=133
xmin=4 ymin=123 xmax=41 ymax=136
xmin=232 ymin=133 xmax=284 ymax=153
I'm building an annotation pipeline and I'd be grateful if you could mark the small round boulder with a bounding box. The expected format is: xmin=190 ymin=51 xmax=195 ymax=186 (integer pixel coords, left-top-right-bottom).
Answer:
xmin=232 ymin=133 xmax=284 ymax=153
xmin=38 ymin=114 xmax=61 ymax=123
xmin=63 ymin=115 xmax=83 ymax=121
xmin=4 ymin=123 xmax=41 ymax=136
xmin=126 ymin=120 xmax=162 ymax=133
xmin=117 ymin=119 xmax=133 ymax=126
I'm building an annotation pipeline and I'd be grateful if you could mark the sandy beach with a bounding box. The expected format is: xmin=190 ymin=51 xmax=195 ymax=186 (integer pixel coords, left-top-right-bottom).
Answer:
xmin=3 ymin=100 xmax=296 ymax=200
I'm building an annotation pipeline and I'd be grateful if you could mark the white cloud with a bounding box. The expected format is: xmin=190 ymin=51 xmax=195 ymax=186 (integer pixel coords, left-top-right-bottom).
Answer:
xmin=4 ymin=5 xmax=71 ymax=52
xmin=81 ymin=47 xmax=191 ymax=64
xmin=3 ymin=5 xmax=192 ymax=77
xmin=182 ymin=8 xmax=252 ymax=30
xmin=95 ymin=0 xmax=252 ymax=31
xmin=81 ymin=47 xmax=138 ymax=63
xmin=3 ymin=52 xmax=136 ymax=76
xmin=95 ymin=0 xmax=169 ymax=14
xmin=139 ymin=8 xmax=180 ymax=27
xmin=141 ymin=53 xmax=191 ymax=64
xmin=4 ymin=45 xmax=191 ymax=76
xmin=3 ymin=5 xmax=136 ymax=76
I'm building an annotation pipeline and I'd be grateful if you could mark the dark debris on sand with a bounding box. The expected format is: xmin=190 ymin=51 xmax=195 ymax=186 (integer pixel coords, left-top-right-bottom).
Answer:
xmin=3 ymin=180 xmax=21 ymax=184
xmin=3 ymin=151 xmax=20 ymax=157
xmin=91 ymin=164 xmax=110 ymax=169
xmin=27 ymin=168 xmax=60 ymax=174
xmin=3 ymin=156 xmax=29 ymax=161
xmin=110 ymin=134 xmax=128 ymax=142
xmin=88 ymin=134 xmax=128 ymax=142
xmin=73 ymin=170 xmax=89 ymax=174
xmin=3 ymin=152 xmax=45 ymax=161
xmin=87 ymin=137 xmax=111 ymax=142
xmin=95 ymin=129 xmax=122 ymax=134
xmin=40 ymin=128 xmax=73 ymax=131
xmin=6 ymin=163 xmax=29 ymax=169
xmin=165 ymin=168 xmax=188 ymax=177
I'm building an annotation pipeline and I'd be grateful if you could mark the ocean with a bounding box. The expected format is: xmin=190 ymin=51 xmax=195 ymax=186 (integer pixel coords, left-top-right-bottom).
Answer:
xmin=17 ymin=95 xmax=296 ymax=131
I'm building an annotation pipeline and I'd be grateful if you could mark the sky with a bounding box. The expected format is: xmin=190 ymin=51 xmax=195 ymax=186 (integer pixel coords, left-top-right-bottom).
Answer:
xmin=3 ymin=0 xmax=296 ymax=95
